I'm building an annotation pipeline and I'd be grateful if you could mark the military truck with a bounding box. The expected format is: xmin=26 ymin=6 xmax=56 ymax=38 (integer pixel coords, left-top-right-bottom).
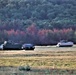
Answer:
xmin=3 ymin=41 xmax=22 ymax=50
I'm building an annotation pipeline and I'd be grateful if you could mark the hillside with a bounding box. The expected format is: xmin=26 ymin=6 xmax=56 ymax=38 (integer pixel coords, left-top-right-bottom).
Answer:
xmin=0 ymin=0 xmax=76 ymax=44
xmin=0 ymin=0 xmax=76 ymax=30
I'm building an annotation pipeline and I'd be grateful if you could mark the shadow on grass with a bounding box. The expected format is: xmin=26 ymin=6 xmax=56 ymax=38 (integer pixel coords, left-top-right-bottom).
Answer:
xmin=0 ymin=66 xmax=76 ymax=75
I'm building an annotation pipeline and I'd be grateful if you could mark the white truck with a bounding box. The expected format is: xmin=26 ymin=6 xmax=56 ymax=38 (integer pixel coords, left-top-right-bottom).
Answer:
xmin=57 ymin=40 xmax=73 ymax=47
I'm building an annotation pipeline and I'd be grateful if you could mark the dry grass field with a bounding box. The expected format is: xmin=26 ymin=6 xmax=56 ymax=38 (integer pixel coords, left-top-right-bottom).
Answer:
xmin=0 ymin=45 xmax=76 ymax=75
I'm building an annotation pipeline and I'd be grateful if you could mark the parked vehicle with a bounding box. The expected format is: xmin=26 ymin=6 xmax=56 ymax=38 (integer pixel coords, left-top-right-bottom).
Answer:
xmin=3 ymin=41 xmax=22 ymax=50
xmin=56 ymin=40 xmax=73 ymax=47
xmin=22 ymin=44 xmax=35 ymax=50
xmin=0 ymin=44 xmax=4 ymax=50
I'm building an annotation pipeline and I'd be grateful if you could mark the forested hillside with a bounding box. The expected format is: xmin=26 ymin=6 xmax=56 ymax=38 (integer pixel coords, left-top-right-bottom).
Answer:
xmin=0 ymin=0 xmax=76 ymax=44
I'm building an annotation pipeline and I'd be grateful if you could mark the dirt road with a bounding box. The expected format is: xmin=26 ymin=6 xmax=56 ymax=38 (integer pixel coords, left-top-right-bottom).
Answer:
xmin=0 ymin=46 xmax=76 ymax=55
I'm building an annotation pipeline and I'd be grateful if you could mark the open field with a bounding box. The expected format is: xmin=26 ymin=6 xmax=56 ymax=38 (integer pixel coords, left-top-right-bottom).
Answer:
xmin=0 ymin=46 xmax=76 ymax=75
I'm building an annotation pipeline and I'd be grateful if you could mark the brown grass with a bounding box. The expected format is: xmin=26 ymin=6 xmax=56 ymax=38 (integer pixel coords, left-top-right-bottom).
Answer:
xmin=0 ymin=46 xmax=76 ymax=68
xmin=0 ymin=46 xmax=76 ymax=75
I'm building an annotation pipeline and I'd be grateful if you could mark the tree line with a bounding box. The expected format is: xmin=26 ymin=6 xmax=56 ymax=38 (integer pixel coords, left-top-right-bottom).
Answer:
xmin=0 ymin=25 xmax=76 ymax=45
xmin=0 ymin=0 xmax=76 ymax=30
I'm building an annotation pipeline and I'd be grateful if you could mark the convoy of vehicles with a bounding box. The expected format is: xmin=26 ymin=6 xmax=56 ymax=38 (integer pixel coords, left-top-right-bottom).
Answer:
xmin=0 ymin=40 xmax=74 ymax=50
xmin=0 ymin=41 xmax=35 ymax=50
